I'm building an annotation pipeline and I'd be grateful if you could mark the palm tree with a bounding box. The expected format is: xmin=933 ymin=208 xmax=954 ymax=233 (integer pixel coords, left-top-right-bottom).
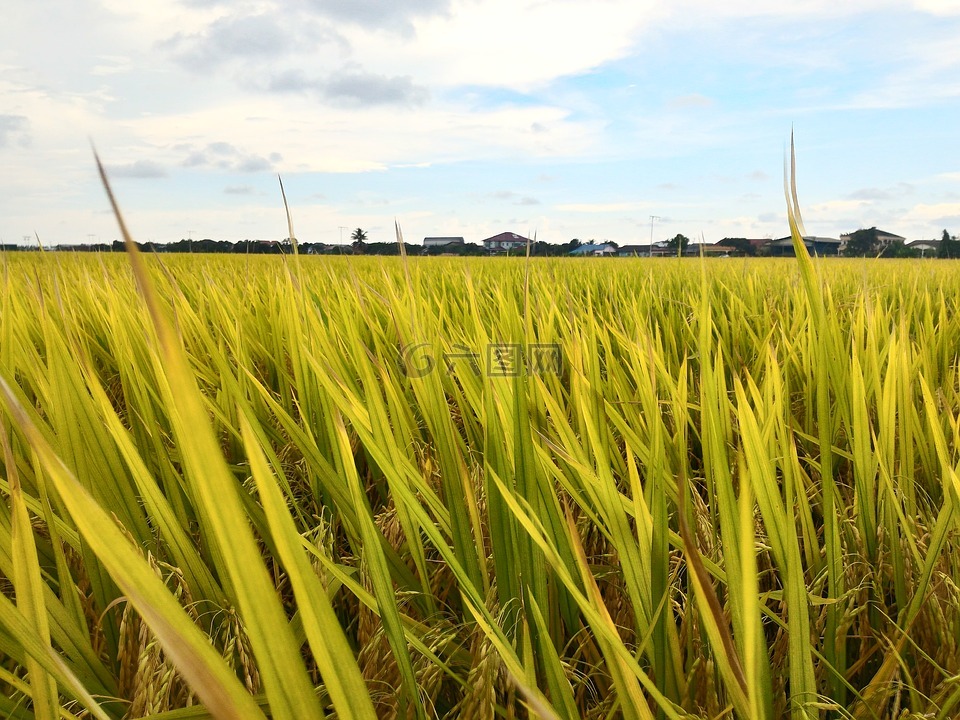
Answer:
xmin=350 ymin=228 xmax=368 ymax=254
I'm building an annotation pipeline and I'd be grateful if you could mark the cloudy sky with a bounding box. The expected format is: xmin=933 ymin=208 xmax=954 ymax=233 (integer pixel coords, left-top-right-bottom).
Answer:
xmin=3 ymin=0 xmax=960 ymax=246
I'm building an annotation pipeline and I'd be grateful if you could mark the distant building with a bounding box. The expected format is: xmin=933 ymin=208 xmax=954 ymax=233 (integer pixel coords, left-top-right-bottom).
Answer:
xmin=717 ymin=238 xmax=771 ymax=255
xmin=695 ymin=244 xmax=735 ymax=256
xmin=423 ymin=236 xmax=465 ymax=248
xmin=570 ymin=242 xmax=617 ymax=256
xmin=482 ymin=232 xmax=530 ymax=251
xmin=616 ymin=242 xmax=672 ymax=257
xmin=617 ymin=243 xmax=731 ymax=257
xmin=907 ymin=239 xmax=941 ymax=256
xmin=616 ymin=244 xmax=649 ymax=256
xmin=766 ymin=236 xmax=841 ymax=257
xmin=745 ymin=238 xmax=771 ymax=253
xmin=839 ymin=229 xmax=904 ymax=254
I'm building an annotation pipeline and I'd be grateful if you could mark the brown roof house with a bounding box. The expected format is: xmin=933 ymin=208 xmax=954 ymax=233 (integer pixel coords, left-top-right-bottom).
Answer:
xmin=483 ymin=232 xmax=530 ymax=252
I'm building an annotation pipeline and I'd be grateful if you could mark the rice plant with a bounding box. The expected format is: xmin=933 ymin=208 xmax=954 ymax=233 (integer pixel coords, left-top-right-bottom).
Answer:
xmin=1 ymin=167 xmax=960 ymax=718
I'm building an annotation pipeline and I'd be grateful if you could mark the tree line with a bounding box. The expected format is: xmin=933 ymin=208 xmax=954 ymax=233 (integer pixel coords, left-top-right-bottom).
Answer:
xmin=6 ymin=228 xmax=957 ymax=257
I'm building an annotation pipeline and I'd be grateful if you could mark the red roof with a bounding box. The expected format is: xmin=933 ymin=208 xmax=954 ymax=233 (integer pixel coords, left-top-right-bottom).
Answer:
xmin=483 ymin=232 xmax=531 ymax=245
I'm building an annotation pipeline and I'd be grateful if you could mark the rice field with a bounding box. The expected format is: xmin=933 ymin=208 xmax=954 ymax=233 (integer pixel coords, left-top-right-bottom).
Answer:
xmin=2 ymin=241 xmax=960 ymax=719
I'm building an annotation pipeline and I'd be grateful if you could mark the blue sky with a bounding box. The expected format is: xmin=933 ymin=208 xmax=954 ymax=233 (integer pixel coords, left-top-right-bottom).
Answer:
xmin=2 ymin=0 xmax=959 ymax=246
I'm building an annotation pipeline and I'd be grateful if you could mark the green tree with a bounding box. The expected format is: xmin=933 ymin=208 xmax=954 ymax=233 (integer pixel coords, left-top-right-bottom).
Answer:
xmin=531 ymin=240 xmax=564 ymax=256
xmin=879 ymin=239 xmax=914 ymax=258
xmin=937 ymin=228 xmax=960 ymax=258
xmin=667 ymin=234 xmax=690 ymax=255
xmin=722 ymin=237 xmax=757 ymax=256
xmin=842 ymin=227 xmax=880 ymax=257
xmin=350 ymin=228 xmax=368 ymax=254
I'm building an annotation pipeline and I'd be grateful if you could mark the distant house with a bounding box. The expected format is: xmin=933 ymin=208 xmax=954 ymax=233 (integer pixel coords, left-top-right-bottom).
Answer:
xmin=616 ymin=242 xmax=672 ymax=257
xmin=423 ymin=236 xmax=465 ymax=248
xmin=765 ymin=236 xmax=841 ymax=257
xmin=619 ymin=243 xmax=731 ymax=257
xmin=839 ymin=229 xmax=904 ymax=255
xmin=571 ymin=242 xmax=617 ymax=256
xmin=696 ymin=244 xmax=735 ymax=256
xmin=907 ymin=239 xmax=941 ymax=256
xmin=482 ymin=232 xmax=530 ymax=251
xmin=668 ymin=243 xmax=736 ymax=257
xmin=718 ymin=238 xmax=771 ymax=256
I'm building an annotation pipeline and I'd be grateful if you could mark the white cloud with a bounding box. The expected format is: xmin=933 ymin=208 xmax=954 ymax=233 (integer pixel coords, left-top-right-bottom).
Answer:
xmin=809 ymin=199 xmax=875 ymax=214
xmin=90 ymin=55 xmax=135 ymax=77
xmin=303 ymin=0 xmax=452 ymax=35
xmin=910 ymin=0 xmax=960 ymax=15
xmin=667 ymin=94 xmax=714 ymax=110
xmin=0 ymin=115 xmax=30 ymax=148
xmin=263 ymin=67 xmax=429 ymax=107
xmin=349 ymin=0 xmax=663 ymax=89
xmin=122 ymin=98 xmax=602 ymax=173
xmin=904 ymin=202 xmax=960 ymax=223
xmin=846 ymin=184 xmax=915 ymax=201
xmin=556 ymin=202 xmax=646 ymax=213
xmin=322 ymin=69 xmax=429 ymax=107
xmin=668 ymin=0 xmax=903 ymax=21
xmin=107 ymin=159 xmax=167 ymax=178
xmin=164 ymin=14 xmax=295 ymax=70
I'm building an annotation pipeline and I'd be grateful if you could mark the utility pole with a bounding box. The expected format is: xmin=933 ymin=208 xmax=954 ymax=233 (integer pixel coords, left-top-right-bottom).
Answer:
xmin=649 ymin=216 xmax=660 ymax=257
xmin=187 ymin=230 xmax=195 ymax=252
xmin=339 ymin=226 xmax=348 ymax=245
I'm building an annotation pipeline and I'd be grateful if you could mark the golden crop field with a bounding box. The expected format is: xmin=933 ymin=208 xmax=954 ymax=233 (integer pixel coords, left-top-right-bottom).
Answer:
xmin=2 ymin=245 xmax=960 ymax=719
